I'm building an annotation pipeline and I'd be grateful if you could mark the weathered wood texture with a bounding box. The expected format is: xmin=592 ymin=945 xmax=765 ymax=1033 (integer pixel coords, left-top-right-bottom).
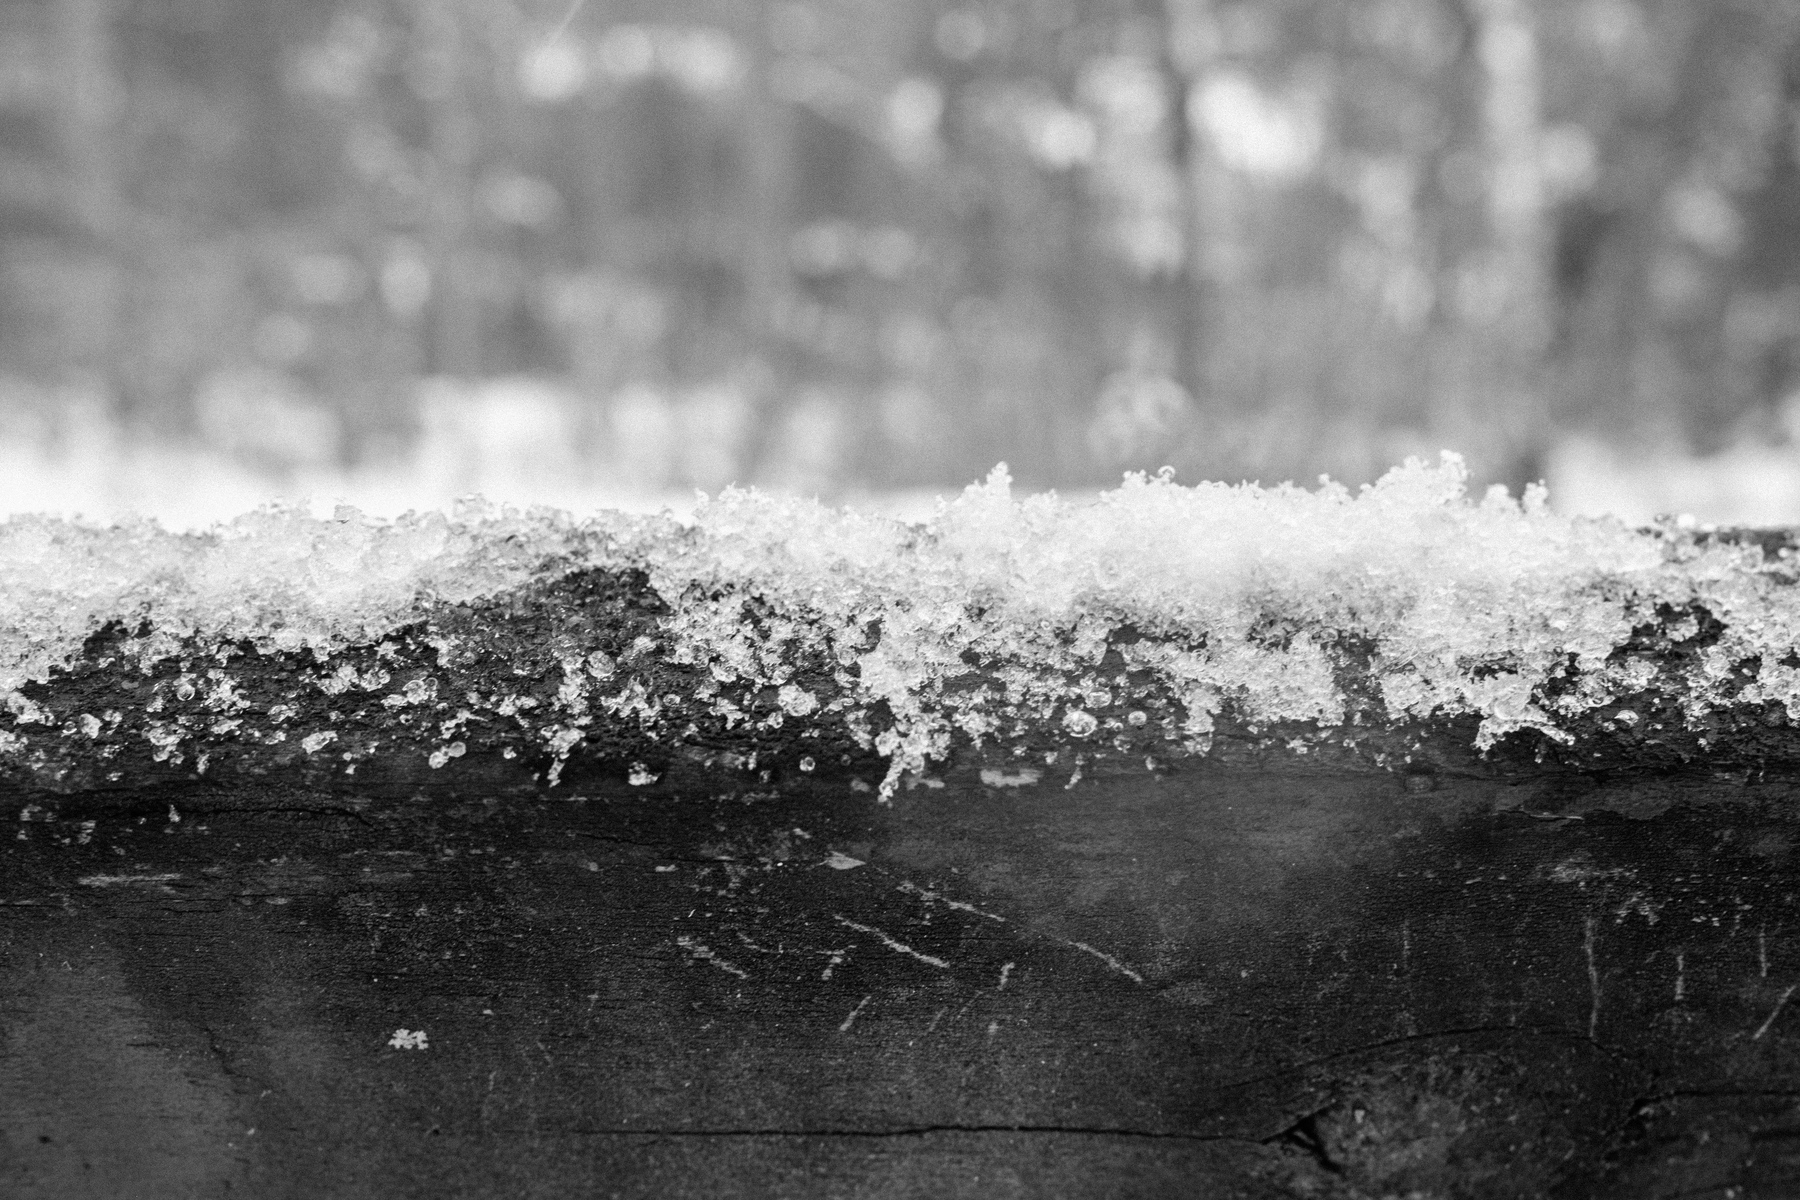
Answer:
xmin=9 ymin=758 xmax=1800 ymax=1197
xmin=4 ymin=565 xmax=1800 ymax=1198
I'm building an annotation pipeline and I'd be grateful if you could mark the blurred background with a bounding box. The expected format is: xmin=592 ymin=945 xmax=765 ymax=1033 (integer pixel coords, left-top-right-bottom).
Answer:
xmin=2 ymin=0 xmax=1800 ymax=526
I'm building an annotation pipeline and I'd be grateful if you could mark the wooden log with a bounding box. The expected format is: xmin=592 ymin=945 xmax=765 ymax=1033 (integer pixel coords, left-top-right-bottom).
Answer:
xmin=5 ymin=485 xmax=1800 ymax=1197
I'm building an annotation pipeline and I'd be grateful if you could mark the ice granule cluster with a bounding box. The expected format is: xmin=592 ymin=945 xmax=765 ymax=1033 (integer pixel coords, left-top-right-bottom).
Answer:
xmin=3 ymin=453 xmax=1798 ymax=794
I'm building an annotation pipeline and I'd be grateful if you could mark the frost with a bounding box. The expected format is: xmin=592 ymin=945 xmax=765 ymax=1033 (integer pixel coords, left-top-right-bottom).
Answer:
xmin=427 ymin=741 xmax=466 ymax=769
xmin=320 ymin=663 xmax=390 ymax=695
xmin=144 ymin=724 xmax=183 ymax=762
xmin=300 ymin=731 xmax=338 ymax=754
xmin=8 ymin=694 xmax=50 ymax=725
xmin=383 ymin=677 xmax=439 ymax=709
xmin=1062 ymin=709 xmax=1100 ymax=738
xmin=543 ymin=725 xmax=584 ymax=786
xmin=777 ymin=683 xmax=818 ymax=717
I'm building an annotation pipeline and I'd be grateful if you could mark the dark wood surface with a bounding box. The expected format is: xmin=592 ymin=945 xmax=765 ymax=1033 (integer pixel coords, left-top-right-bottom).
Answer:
xmin=6 ymin=751 xmax=1800 ymax=1198
xmin=5 ymin=560 xmax=1800 ymax=1197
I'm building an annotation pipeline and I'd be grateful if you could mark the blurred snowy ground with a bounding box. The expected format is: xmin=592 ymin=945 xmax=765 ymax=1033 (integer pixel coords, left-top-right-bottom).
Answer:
xmin=1544 ymin=437 xmax=1800 ymax=529
xmin=0 ymin=377 xmax=958 ymax=528
xmin=5 ymin=376 xmax=1800 ymax=531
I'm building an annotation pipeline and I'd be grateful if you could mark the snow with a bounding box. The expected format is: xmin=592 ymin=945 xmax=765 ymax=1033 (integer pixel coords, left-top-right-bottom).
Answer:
xmin=3 ymin=453 xmax=1798 ymax=793
xmin=647 ymin=454 xmax=1697 ymax=788
xmin=0 ymin=500 xmax=606 ymax=699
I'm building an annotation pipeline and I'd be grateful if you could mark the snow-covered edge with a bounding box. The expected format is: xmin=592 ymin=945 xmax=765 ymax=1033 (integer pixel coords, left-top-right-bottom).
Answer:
xmin=3 ymin=455 xmax=1798 ymax=795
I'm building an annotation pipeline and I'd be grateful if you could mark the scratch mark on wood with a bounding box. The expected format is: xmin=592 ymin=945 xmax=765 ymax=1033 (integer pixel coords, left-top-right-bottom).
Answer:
xmin=76 ymin=872 xmax=182 ymax=887
xmin=838 ymin=994 xmax=871 ymax=1033
xmin=1761 ymin=925 xmax=1770 ymax=978
xmin=833 ymin=916 xmax=949 ymax=969
xmin=819 ymin=949 xmax=845 ymax=980
xmin=998 ymin=961 xmax=1014 ymax=989
xmin=925 ymin=1006 xmax=948 ymax=1034
xmin=480 ymin=1069 xmax=499 ymax=1128
xmin=896 ymin=881 xmax=1005 ymax=923
xmin=735 ymin=931 xmax=778 ymax=954
xmin=1674 ymin=952 xmax=1684 ymax=1002
xmin=1067 ymin=940 xmax=1145 ymax=985
xmin=1583 ymin=916 xmax=1601 ymax=1041
xmin=676 ymin=935 xmax=748 ymax=980
xmin=1754 ymin=984 xmax=1797 ymax=1041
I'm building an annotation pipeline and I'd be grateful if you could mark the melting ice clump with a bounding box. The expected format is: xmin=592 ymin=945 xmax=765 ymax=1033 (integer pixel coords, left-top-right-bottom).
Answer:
xmin=3 ymin=454 xmax=1798 ymax=793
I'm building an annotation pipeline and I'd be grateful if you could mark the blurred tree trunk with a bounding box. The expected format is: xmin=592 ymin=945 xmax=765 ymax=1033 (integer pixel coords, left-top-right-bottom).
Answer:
xmin=1163 ymin=0 xmax=1242 ymax=435
xmin=571 ymin=76 xmax=640 ymax=406
xmin=1163 ymin=0 xmax=1217 ymax=403
xmin=734 ymin=10 xmax=796 ymax=483
xmin=54 ymin=0 xmax=119 ymax=384
xmin=1462 ymin=0 xmax=1552 ymax=484
xmin=1552 ymin=167 xmax=1661 ymax=448
xmin=420 ymin=0 xmax=483 ymax=378
xmin=1551 ymin=8 xmax=1800 ymax=455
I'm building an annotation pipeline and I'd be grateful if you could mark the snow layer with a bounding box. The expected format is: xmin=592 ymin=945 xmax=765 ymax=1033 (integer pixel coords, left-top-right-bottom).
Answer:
xmin=2 ymin=454 xmax=1796 ymax=793
xmin=0 ymin=500 xmax=608 ymax=696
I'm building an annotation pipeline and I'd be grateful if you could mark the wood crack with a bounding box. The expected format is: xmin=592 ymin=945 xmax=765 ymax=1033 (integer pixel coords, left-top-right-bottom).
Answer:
xmin=567 ymin=1123 xmax=1259 ymax=1143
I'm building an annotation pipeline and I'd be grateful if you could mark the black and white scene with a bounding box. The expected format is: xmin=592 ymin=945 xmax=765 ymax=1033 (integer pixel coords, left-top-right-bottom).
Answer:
xmin=4 ymin=1 xmax=1800 ymax=1196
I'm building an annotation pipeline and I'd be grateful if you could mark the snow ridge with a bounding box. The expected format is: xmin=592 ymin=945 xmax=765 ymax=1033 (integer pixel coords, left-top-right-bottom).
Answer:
xmin=3 ymin=454 xmax=1796 ymax=793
